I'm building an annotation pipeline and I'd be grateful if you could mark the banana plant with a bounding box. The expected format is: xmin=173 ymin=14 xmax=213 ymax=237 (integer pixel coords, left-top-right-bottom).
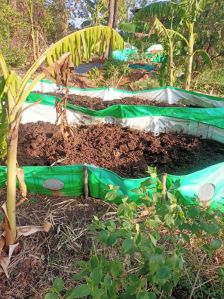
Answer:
xmin=0 ymin=25 xmax=124 ymax=247
xmin=135 ymin=0 xmax=212 ymax=89
xmin=152 ymin=18 xmax=189 ymax=86
xmin=119 ymin=18 xmax=187 ymax=86
xmin=152 ymin=18 xmax=212 ymax=87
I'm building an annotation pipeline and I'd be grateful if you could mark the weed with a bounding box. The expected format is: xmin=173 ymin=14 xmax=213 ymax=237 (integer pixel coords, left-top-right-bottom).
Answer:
xmin=45 ymin=169 xmax=224 ymax=299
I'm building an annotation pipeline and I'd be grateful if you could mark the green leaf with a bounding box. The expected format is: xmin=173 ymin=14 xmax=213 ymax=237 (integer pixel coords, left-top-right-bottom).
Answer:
xmin=137 ymin=291 xmax=156 ymax=299
xmin=148 ymin=292 xmax=157 ymax=299
xmin=181 ymin=233 xmax=190 ymax=243
xmin=187 ymin=206 xmax=200 ymax=219
xmin=105 ymin=190 xmax=118 ymax=202
xmin=218 ymin=267 xmax=224 ymax=279
xmin=210 ymin=239 xmax=222 ymax=250
xmin=149 ymin=255 xmax=165 ymax=275
xmin=92 ymin=287 xmax=104 ymax=299
xmin=110 ymin=260 xmax=123 ymax=277
xmin=119 ymin=22 xmax=137 ymax=33
xmin=106 ymin=231 xmax=121 ymax=246
xmin=91 ymin=267 xmax=102 ymax=285
xmin=44 ymin=293 xmax=59 ymax=299
xmin=164 ymin=214 xmax=175 ymax=227
xmin=149 ymin=234 xmax=157 ymax=247
xmin=66 ymin=284 xmax=91 ymax=299
xmin=122 ymin=239 xmax=136 ymax=255
xmin=99 ymin=230 xmax=109 ymax=243
xmin=203 ymin=223 xmax=219 ymax=235
xmin=166 ymin=254 xmax=180 ymax=269
xmin=146 ymin=166 xmax=157 ymax=178
xmin=156 ymin=266 xmax=171 ymax=281
xmin=104 ymin=273 xmax=112 ymax=289
xmin=0 ymin=212 xmax=4 ymax=223
xmin=52 ymin=277 xmax=64 ymax=293
xmin=73 ymin=268 xmax=90 ymax=281
xmin=90 ymin=256 xmax=99 ymax=269
xmin=193 ymin=49 xmax=213 ymax=68
xmin=162 ymin=281 xmax=173 ymax=293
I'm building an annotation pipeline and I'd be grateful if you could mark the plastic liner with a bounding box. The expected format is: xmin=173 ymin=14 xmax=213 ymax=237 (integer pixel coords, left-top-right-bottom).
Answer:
xmin=1 ymin=80 xmax=224 ymax=210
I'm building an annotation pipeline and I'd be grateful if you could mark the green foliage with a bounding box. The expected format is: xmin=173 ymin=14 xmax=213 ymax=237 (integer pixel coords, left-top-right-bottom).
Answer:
xmin=88 ymin=59 xmax=131 ymax=87
xmin=193 ymin=65 xmax=224 ymax=96
xmin=103 ymin=59 xmax=131 ymax=82
xmin=0 ymin=1 xmax=25 ymax=66
xmin=132 ymin=0 xmax=217 ymax=88
xmin=46 ymin=171 xmax=224 ymax=298
xmin=0 ymin=0 xmax=68 ymax=66
xmin=45 ymin=26 xmax=124 ymax=67
xmin=88 ymin=67 xmax=101 ymax=81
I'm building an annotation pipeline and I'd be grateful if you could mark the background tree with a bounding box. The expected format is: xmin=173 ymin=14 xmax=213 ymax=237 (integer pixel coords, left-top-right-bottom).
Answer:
xmin=134 ymin=0 xmax=214 ymax=89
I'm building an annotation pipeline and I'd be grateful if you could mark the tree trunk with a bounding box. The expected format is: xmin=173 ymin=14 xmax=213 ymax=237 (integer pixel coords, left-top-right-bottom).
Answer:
xmin=105 ymin=0 xmax=116 ymax=59
xmin=113 ymin=0 xmax=119 ymax=28
xmin=185 ymin=23 xmax=194 ymax=90
xmin=108 ymin=0 xmax=115 ymax=27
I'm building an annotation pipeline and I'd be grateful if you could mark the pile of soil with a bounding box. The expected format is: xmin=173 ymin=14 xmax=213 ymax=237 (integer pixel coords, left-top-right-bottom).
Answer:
xmin=16 ymin=122 xmax=224 ymax=177
xmin=66 ymin=94 xmax=181 ymax=110
xmin=34 ymin=92 xmax=183 ymax=109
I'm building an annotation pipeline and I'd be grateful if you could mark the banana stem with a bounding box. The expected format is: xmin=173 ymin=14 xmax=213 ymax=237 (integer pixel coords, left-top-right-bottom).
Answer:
xmin=5 ymin=123 xmax=19 ymax=246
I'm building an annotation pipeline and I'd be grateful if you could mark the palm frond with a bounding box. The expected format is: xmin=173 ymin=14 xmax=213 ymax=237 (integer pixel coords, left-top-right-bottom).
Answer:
xmin=135 ymin=1 xmax=176 ymax=20
xmin=193 ymin=49 xmax=213 ymax=68
xmin=153 ymin=18 xmax=188 ymax=45
xmin=18 ymin=26 xmax=124 ymax=101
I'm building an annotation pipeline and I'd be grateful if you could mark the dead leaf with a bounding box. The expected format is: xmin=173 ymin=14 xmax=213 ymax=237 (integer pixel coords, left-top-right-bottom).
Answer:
xmin=0 ymin=243 xmax=19 ymax=278
xmin=17 ymin=222 xmax=52 ymax=238
xmin=0 ymin=237 xmax=5 ymax=255
xmin=43 ymin=221 xmax=52 ymax=233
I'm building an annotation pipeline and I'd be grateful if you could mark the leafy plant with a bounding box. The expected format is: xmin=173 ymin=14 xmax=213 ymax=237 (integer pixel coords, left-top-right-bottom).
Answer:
xmin=134 ymin=0 xmax=213 ymax=89
xmin=45 ymin=169 xmax=224 ymax=298
xmin=88 ymin=67 xmax=101 ymax=81
xmin=103 ymin=59 xmax=131 ymax=86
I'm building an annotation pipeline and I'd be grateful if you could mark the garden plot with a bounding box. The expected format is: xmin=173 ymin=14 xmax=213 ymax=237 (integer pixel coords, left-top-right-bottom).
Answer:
xmin=16 ymin=122 xmax=224 ymax=177
xmin=31 ymin=80 xmax=224 ymax=107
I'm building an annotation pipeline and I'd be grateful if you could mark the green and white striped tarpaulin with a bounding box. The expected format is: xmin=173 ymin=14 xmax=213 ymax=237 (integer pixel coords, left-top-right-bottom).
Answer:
xmin=1 ymin=80 xmax=224 ymax=210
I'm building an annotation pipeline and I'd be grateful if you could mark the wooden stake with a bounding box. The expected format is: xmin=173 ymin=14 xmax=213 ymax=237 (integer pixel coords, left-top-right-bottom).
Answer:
xmin=162 ymin=173 xmax=167 ymax=200
xmin=83 ymin=166 xmax=89 ymax=199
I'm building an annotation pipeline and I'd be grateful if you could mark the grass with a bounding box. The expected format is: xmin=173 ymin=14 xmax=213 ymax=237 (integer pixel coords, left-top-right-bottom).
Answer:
xmin=192 ymin=66 xmax=224 ymax=97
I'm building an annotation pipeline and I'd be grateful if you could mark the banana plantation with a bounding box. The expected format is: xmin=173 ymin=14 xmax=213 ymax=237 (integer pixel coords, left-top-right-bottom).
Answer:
xmin=0 ymin=1 xmax=223 ymax=298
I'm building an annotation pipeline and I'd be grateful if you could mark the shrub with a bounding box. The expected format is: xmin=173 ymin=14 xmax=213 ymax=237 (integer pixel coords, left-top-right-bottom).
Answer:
xmin=45 ymin=170 xmax=224 ymax=299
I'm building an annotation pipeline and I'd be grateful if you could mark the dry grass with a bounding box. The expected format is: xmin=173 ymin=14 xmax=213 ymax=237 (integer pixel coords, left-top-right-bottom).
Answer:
xmin=0 ymin=189 xmax=115 ymax=298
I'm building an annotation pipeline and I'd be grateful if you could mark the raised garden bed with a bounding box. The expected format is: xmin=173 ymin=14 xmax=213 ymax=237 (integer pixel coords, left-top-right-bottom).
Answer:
xmin=15 ymin=122 xmax=224 ymax=177
xmin=34 ymin=92 xmax=199 ymax=109
xmin=66 ymin=94 xmax=181 ymax=109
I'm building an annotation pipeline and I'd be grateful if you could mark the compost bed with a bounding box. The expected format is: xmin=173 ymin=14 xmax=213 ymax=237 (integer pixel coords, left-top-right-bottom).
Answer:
xmin=66 ymin=94 xmax=182 ymax=109
xmin=34 ymin=92 xmax=187 ymax=109
xmin=16 ymin=122 xmax=224 ymax=177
